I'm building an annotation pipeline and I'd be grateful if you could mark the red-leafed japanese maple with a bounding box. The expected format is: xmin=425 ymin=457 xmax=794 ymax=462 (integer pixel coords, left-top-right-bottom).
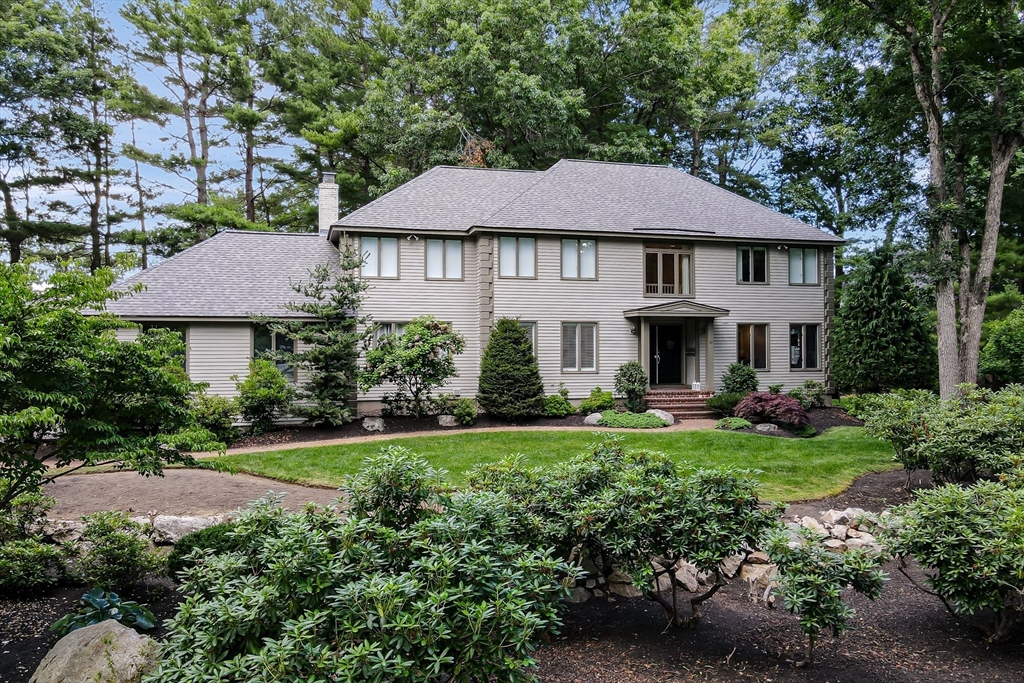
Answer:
xmin=734 ymin=392 xmax=810 ymax=428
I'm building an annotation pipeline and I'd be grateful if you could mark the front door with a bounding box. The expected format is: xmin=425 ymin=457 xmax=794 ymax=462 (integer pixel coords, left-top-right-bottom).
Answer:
xmin=650 ymin=324 xmax=683 ymax=385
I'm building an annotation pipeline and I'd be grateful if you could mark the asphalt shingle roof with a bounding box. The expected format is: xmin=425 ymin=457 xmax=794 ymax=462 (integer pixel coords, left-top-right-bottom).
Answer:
xmin=106 ymin=231 xmax=339 ymax=319
xmin=333 ymin=159 xmax=841 ymax=244
xmin=334 ymin=165 xmax=539 ymax=232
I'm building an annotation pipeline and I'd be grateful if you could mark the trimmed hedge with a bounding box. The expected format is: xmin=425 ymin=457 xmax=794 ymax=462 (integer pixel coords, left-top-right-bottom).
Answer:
xmin=596 ymin=411 xmax=668 ymax=429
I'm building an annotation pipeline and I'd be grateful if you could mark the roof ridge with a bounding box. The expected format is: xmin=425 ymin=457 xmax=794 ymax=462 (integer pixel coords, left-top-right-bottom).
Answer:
xmin=427 ymin=165 xmax=540 ymax=173
xmin=557 ymin=158 xmax=674 ymax=169
xmin=474 ymin=159 xmax=566 ymax=228
xmin=220 ymin=230 xmax=320 ymax=236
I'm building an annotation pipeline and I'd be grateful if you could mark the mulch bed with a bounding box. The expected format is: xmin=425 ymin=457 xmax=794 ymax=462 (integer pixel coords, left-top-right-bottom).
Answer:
xmin=729 ymin=406 xmax=864 ymax=439
xmin=229 ymin=413 xmax=589 ymax=449
xmin=0 ymin=580 xmax=180 ymax=683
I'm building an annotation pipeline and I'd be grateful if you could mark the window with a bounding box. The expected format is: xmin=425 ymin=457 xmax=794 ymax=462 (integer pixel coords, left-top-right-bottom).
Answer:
xmin=498 ymin=236 xmax=535 ymax=278
xmin=561 ymin=239 xmax=596 ymax=279
xmin=518 ymin=321 xmax=537 ymax=352
xmin=737 ymin=246 xmax=767 ymax=283
xmin=373 ymin=322 xmax=406 ymax=347
xmin=790 ymin=324 xmax=820 ymax=370
xmin=737 ymin=323 xmax=768 ymax=370
xmin=562 ymin=322 xmax=597 ymax=372
xmin=426 ymin=239 xmax=463 ymax=279
xmin=254 ymin=325 xmax=295 ymax=380
xmin=644 ymin=247 xmax=692 ymax=296
xmin=789 ymin=248 xmax=819 ymax=285
xmin=360 ymin=236 xmax=399 ymax=278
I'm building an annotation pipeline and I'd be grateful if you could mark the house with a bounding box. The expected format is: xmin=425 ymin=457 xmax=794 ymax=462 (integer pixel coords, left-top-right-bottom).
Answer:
xmin=106 ymin=159 xmax=841 ymax=417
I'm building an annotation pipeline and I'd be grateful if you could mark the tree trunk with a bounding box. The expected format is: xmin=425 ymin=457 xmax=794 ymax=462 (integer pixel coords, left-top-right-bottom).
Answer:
xmin=690 ymin=128 xmax=701 ymax=176
xmin=958 ymin=135 xmax=1020 ymax=384
xmin=245 ymin=94 xmax=256 ymax=222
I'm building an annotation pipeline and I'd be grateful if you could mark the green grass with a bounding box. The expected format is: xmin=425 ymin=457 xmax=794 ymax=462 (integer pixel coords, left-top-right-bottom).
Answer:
xmin=214 ymin=426 xmax=896 ymax=502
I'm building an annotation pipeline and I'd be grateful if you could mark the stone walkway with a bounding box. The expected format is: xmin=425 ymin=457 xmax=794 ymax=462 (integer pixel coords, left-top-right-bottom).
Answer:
xmin=215 ymin=419 xmax=719 ymax=456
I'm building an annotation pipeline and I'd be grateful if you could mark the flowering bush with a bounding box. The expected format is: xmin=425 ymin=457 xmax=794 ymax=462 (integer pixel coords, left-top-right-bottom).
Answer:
xmin=734 ymin=392 xmax=810 ymax=428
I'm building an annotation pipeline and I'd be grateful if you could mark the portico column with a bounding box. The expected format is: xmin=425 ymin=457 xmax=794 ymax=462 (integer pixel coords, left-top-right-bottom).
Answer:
xmin=704 ymin=320 xmax=715 ymax=392
xmin=639 ymin=318 xmax=650 ymax=377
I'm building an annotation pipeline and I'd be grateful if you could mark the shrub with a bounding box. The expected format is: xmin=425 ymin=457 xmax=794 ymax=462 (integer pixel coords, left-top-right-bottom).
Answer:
xmin=475 ymin=318 xmax=545 ymax=421
xmin=361 ymin=316 xmax=466 ymax=417
xmin=788 ymin=380 xmax=827 ymax=410
xmin=233 ymin=358 xmax=295 ymax=435
xmin=51 ymin=588 xmax=156 ymax=637
xmin=453 ymin=398 xmax=478 ymax=426
xmin=148 ymin=449 xmax=575 ymax=682
xmin=191 ymin=393 xmax=238 ymax=444
xmin=596 ymin=410 xmax=668 ymax=429
xmin=614 ymin=361 xmax=649 ymax=413
xmin=705 ymin=392 xmax=744 ymax=416
xmin=882 ymin=480 xmax=1024 ymax=643
xmin=716 ymin=417 xmax=752 ymax=430
xmin=166 ymin=522 xmax=240 ymax=577
xmin=722 ymin=362 xmax=758 ymax=394
xmin=980 ymin=308 xmax=1024 ymax=385
xmin=0 ymin=486 xmax=53 ymax=545
xmin=0 ymin=539 xmax=65 ymax=594
xmin=543 ymin=383 xmax=576 ymax=417
xmin=764 ymin=528 xmax=885 ymax=665
xmin=768 ymin=383 xmax=783 ymax=395
xmin=734 ymin=392 xmax=810 ymax=428
xmin=578 ymin=386 xmax=615 ymax=414
xmin=861 ymin=386 xmax=1024 ymax=485
xmin=75 ymin=512 xmax=161 ymax=591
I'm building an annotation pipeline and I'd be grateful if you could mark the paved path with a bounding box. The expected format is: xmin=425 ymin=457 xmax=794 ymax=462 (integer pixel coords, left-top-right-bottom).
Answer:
xmin=215 ymin=419 xmax=720 ymax=456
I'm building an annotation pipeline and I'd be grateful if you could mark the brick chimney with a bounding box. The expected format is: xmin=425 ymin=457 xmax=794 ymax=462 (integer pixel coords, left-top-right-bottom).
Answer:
xmin=318 ymin=172 xmax=338 ymax=236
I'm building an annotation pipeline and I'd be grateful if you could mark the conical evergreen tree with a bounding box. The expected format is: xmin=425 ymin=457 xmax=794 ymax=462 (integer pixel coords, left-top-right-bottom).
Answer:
xmin=833 ymin=248 xmax=937 ymax=393
xmin=477 ymin=318 xmax=545 ymax=420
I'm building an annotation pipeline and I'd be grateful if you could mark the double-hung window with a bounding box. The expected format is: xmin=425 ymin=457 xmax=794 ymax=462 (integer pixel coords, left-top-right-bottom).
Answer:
xmin=254 ymin=325 xmax=295 ymax=380
xmin=360 ymin=236 xmax=399 ymax=278
xmin=737 ymin=323 xmax=768 ymax=370
xmin=518 ymin=321 xmax=537 ymax=353
xmin=426 ymin=239 xmax=462 ymax=279
xmin=789 ymin=248 xmax=819 ymax=285
xmin=644 ymin=246 xmax=693 ymax=296
xmin=561 ymin=239 xmax=596 ymax=279
xmin=498 ymin=236 xmax=535 ymax=278
xmin=373 ymin=322 xmax=406 ymax=347
xmin=737 ymin=246 xmax=767 ymax=283
xmin=562 ymin=322 xmax=597 ymax=372
xmin=790 ymin=324 xmax=820 ymax=370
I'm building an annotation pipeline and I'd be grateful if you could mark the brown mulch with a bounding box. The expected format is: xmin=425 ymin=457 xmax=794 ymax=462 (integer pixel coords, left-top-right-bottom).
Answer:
xmin=732 ymin=406 xmax=864 ymax=439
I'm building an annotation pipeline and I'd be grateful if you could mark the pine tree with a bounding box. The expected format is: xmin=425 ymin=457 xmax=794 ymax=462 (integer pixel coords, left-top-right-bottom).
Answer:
xmin=477 ymin=318 xmax=545 ymax=421
xmin=832 ymin=248 xmax=936 ymax=393
xmin=253 ymin=244 xmax=370 ymax=426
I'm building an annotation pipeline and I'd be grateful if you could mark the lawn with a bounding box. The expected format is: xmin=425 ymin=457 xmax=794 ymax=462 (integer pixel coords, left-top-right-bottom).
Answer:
xmin=215 ymin=426 xmax=896 ymax=502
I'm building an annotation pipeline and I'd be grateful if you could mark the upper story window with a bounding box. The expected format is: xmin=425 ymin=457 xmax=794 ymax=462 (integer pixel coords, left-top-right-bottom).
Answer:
xmin=644 ymin=246 xmax=692 ymax=296
xmin=518 ymin=321 xmax=537 ymax=353
xmin=426 ymin=239 xmax=462 ymax=280
xmin=498 ymin=236 xmax=535 ymax=278
xmin=789 ymin=247 xmax=819 ymax=285
xmin=254 ymin=325 xmax=295 ymax=380
xmin=361 ymin=236 xmax=399 ymax=278
xmin=737 ymin=246 xmax=767 ymax=284
xmin=562 ymin=239 xmax=596 ymax=279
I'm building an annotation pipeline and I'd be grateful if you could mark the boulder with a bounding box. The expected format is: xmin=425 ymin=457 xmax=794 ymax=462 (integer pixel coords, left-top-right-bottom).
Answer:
xmin=583 ymin=412 xmax=603 ymax=426
xmin=42 ymin=519 xmax=85 ymax=544
xmin=827 ymin=507 xmax=867 ymax=526
xmin=831 ymin=524 xmax=849 ymax=540
xmin=739 ymin=563 xmax=777 ymax=602
xmin=755 ymin=423 xmax=779 ymax=433
xmin=656 ymin=571 xmax=674 ymax=594
xmin=801 ymin=516 xmax=828 ymax=536
xmin=437 ymin=414 xmax=458 ymax=427
xmin=567 ymin=586 xmax=591 ymax=604
xmin=823 ymin=538 xmax=848 ymax=552
xmin=719 ymin=553 xmax=745 ymax=578
xmin=674 ymin=562 xmax=700 ymax=592
xmin=745 ymin=551 xmax=771 ymax=565
xmin=362 ymin=417 xmax=385 ymax=432
xmin=846 ymin=536 xmax=880 ymax=551
xmin=30 ymin=620 xmax=159 ymax=683
xmin=150 ymin=515 xmax=228 ymax=544
xmin=645 ymin=409 xmax=675 ymax=425
xmin=607 ymin=567 xmax=644 ymax=598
